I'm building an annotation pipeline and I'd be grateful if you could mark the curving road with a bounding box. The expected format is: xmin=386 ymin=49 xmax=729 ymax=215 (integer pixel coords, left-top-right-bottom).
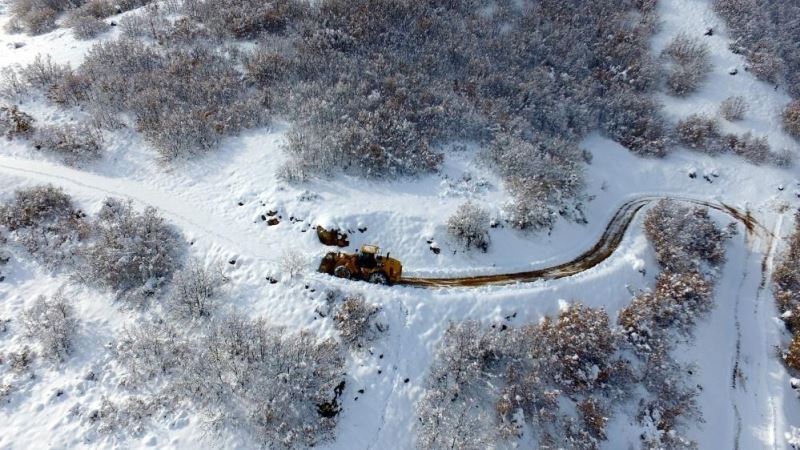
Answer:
xmin=0 ymin=156 xmax=765 ymax=290
xmin=401 ymin=196 xmax=764 ymax=288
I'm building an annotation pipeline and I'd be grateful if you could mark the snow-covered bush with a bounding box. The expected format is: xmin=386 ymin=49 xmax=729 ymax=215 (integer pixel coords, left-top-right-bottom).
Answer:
xmin=0 ymin=185 xmax=88 ymax=267
xmin=643 ymin=200 xmax=726 ymax=273
xmin=601 ymin=91 xmax=669 ymax=157
xmin=83 ymin=198 xmax=184 ymax=302
xmin=784 ymin=101 xmax=800 ymax=139
xmin=0 ymin=104 xmax=35 ymax=138
xmin=111 ymin=320 xmax=189 ymax=386
xmin=662 ymin=34 xmax=712 ymax=97
xmin=6 ymin=0 xmax=62 ymax=34
xmin=675 ymin=114 xmax=720 ymax=153
xmin=619 ymin=271 xmax=713 ymax=353
xmin=7 ymin=346 xmax=36 ymax=373
xmin=32 ymin=123 xmax=103 ymax=164
xmin=447 ymin=202 xmax=491 ymax=252
xmin=20 ymin=292 xmax=78 ymax=363
xmin=332 ymin=296 xmax=385 ymax=349
xmin=166 ymin=261 xmax=227 ymax=319
xmin=719 ymin=96 xmax=747 ymax=121
xmin=278 ymin=247 xmax=308 ymax=279
xmin=182 ymin=0 xmax=304 ymax=40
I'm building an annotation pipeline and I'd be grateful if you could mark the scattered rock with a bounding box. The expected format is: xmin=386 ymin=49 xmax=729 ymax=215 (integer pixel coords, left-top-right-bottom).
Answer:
xmin=0 ymin=275 xmax=5 ymax=283
xmin=358 ymin=226 xmax=368 ymax=233
xmin=688 ymin=168 xmax=697 ymax=179
xmin=267 ymin=218 xmax=280 ymax=226
xmin=228 ymin=259 xmax=237 ymax=265
xmin=778 ymin=184 xmax=785 ymax=191
xmin=404 ymin=378 xmax=410 ymax=383
xmin=729 ymin=67 xmax=738 ymax=75
xmin=704 ymin=27 xmax=713 ymax=36
xmin=260 ymin=215 xmax=267 ymax=221
xmin=266 ymin=210 xmax=278 ymax=217
xmin=430 ymin=245 xmax=441 ymax=255
xmin=266 ymin=276 xmax=278 ymax=284
xmin=237 ymin=201 xmax=244 ymax=206
xmin=357 ymin=389 xmax=365 ymax=394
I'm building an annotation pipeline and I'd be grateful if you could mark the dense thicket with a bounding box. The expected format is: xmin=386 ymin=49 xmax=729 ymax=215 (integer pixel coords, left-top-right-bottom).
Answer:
xmin=2 ymin=0 xmax=667 ymax=231
xmin=620 ymin=199 xmax=728 ymax=448
xmin=417 ymin=305 xmax=632 ymax=449
xmin=109 ymin=313 xmax=346 ymax=447
xmin=774 ymin=213 xmax=800 ymax=370
xmin=714 ymin=0 xmax=800 ymax=97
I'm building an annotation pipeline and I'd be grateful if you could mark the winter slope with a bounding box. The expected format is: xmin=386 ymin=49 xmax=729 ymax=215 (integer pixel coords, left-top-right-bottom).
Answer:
xmin=1 ymin=0 xmax=800 ymax=449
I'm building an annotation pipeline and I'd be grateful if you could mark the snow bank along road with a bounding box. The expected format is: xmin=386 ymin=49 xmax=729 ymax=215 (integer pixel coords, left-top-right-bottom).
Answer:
xmin=0 ymin=156 xmax=770 ymax=289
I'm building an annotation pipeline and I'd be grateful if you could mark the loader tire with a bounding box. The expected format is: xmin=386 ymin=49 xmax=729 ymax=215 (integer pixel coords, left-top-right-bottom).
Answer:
xmin=368 ymin=272 xmax=389 ymax=285
xmin=334 ymin=266 xmax=351 ymax=279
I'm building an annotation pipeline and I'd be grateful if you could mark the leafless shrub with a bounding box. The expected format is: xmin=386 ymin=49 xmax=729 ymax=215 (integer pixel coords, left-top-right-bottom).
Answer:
xmin=0 ymin=104 xmax=35 ymax=139
xmin=18 ymin=55 xmax=72 ymax=93
xmin=90 ymin=395 xmax=168 ymax=436
xmin=8 ymin=0 xmax=59 ymax=35
xmin=32 ymin=123 xmax=103 ymax=163
xmin=70 ymin=16 xmax=110 ymax=39
xmin=278 ymin=247 xmax=308 ymax=279
xmin=720 ymin=132 xmax=772 ymax=164
xmin=675 ymin=114 xmax=720 ymax=153
xmin=83 ymin=198 xmax=184 ymax=302
xmin=166 ymin=260 xmax=227 ymax=319
xmin=332 ymin=296 xmax=385 ymax=349
xmin=0 ymin=185 xmax=75 ymax=231
xmin=784 ymin=101 xmax=800 ymax=139
xmin=447 ymin=202 xmax=491 ymax=252
xmin=7 ymin=346 xmax=35 ymax=373
xmin=719 ymin=96 xmax=747 ymax=121
xmin=662 ymin=34 xmax=712 ymax=96
xmin=20 ymin=292 xmax=79 ymax=362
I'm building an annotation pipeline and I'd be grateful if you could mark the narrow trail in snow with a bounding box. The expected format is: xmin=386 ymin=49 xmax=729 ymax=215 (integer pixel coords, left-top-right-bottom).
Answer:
xmin=0 ymin=156 xmax=772 ymax=289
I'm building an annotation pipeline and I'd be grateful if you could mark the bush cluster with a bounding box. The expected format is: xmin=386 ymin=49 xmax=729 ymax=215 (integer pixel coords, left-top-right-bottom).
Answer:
xmin=417 ymin=304 xmax=632 ymax=449
xmin=110 ymin=313 xmax=346 ymax=447
xmin=714 ymin=0 xmax=800 ymax=96
xmin=662 ymin=34 xmax=712 ymax=97
xmin=6 ymin=0 xmax=153 ymax=36
xmin=643 ymin=200 xmax=727 ymax=273
xmin=165 ymin=260 xmax=227 ymax=319
xmin=674 ymin=115 xmax=784 ymax=164
xmin=773 ymin=213 xmax=800 ymax=371
xmin=0 ymin=186 xmax=184 ymax=301
xmin=617 ymin=198 xmax=728 ymax=448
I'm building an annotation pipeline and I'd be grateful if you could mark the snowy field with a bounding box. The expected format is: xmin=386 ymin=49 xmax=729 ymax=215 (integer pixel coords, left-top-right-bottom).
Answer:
xmin=1 ymin=0 xmax=800 ymax=448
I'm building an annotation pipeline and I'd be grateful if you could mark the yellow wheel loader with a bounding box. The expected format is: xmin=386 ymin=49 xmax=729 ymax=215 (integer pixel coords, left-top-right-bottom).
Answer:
xmin=318 ymin=245 xmax=402 ymax=285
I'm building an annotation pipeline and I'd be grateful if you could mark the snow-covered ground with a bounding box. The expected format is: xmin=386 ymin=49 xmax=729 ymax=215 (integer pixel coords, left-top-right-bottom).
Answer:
xmin=1 ymin=0 xmax=800 ymax=448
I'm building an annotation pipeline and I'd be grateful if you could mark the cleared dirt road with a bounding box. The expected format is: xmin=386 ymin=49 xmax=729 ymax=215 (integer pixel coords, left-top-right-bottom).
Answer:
xmin=401 ymin=196 xmax=762 ymax=288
